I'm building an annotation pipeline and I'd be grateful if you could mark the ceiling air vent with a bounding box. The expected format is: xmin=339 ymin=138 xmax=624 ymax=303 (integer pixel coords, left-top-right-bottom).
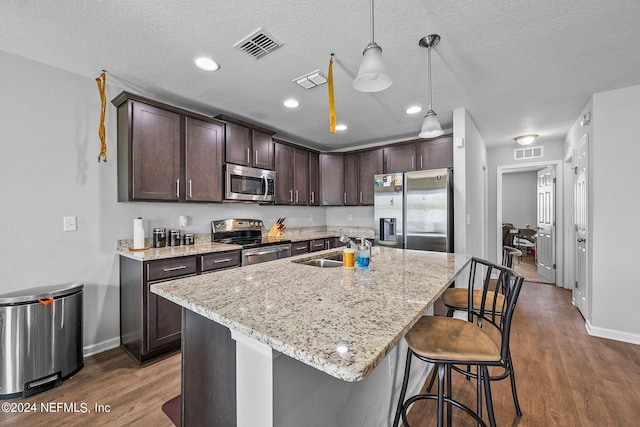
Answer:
xmin=293 ymin=70 xmax=327 ymax=89
xmin=514 ymin=146 xmax=544 ymax=160
xmin=234 ymin=28 xmax=283 ymax=59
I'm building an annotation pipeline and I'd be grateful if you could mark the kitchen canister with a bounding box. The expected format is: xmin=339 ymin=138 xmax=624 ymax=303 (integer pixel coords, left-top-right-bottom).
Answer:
xmin=153 ymin=228 xmax=166 ymax=248
xmin=169 ymin=229 xmax=181 ymax=246
xmin=183 ymin=233 xmax=194 ymax=246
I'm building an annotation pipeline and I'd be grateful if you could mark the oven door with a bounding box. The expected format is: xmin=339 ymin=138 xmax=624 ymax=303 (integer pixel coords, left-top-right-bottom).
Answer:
xmin=225 ymin=164 xmax=275 ymax=202
xmin=242 ymin=244 xmax=291 ymax=266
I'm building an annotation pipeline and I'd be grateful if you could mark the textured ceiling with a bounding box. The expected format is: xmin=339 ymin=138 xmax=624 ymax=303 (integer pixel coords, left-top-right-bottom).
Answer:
xmin=2 ymin=1 xmax=640 ymax=151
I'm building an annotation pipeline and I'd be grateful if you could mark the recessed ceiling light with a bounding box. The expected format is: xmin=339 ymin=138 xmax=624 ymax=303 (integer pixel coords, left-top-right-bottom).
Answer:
xmin=283 ymin=99 xmax=300 ymax=108
xmin=406 ymin=106 xmax=422 ymax=115
xmin=335 ymin=124 xmax=347 ymax=131
xmin=194 ymin=56 xmax=220 ymax=71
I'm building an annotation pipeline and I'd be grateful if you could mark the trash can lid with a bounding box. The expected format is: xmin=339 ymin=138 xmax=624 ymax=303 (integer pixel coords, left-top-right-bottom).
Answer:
xmin=0 ymin=283 xmax=83 ymax=305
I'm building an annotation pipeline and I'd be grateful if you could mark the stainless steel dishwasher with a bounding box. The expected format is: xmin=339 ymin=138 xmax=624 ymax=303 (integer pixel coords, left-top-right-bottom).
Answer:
xmin=0 ymin=283 xmax=84 ymax=399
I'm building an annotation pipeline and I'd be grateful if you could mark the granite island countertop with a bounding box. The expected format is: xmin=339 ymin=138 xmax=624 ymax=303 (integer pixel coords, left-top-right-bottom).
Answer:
xmin=151 ymin=247 xmax=471 ymax=382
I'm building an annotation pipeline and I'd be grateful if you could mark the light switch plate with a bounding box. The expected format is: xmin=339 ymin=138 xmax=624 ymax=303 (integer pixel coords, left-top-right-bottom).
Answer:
xmin=63 ymin=216 xmax=77 ymax=232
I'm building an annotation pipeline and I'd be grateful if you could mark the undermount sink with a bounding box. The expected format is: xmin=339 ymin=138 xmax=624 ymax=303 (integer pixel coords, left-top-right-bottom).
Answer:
xmin=292 ymin=251 xmax=345 ymax=268
xmin=297 ymin=258 xmax=343 ymax=268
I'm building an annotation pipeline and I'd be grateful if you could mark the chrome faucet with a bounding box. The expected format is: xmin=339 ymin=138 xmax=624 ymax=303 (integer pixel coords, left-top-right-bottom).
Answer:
xmin=339 ymin=234 xmax=358 ymax=248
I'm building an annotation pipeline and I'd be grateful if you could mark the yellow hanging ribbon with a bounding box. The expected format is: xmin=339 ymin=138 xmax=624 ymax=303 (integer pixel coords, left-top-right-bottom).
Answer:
xmin=96 ymin=72 xmax=107 ymax=162
xmin=328 ymin=55 xmax=336 ymax=133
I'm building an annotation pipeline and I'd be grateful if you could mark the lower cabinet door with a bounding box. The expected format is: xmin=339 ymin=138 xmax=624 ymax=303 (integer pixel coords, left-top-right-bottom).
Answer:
xmin=146 ymin=288 xmax=182 ymax=352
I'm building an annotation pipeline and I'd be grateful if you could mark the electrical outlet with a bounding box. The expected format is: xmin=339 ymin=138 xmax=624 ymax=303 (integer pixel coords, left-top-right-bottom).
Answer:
xmin=309 ymin=214 xmax=314 ymax=222
xmin=63 ymin=216 xmax=77 ymax=232
xmin=348 ymin=214 xmax=353 ymax=221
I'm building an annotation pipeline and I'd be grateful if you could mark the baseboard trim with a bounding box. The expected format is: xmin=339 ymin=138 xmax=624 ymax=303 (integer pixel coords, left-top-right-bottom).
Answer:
xmin=83 ymin=337 xmax=121 ymax=357
xmin=585 ymin=321 xmax=640 ymax=345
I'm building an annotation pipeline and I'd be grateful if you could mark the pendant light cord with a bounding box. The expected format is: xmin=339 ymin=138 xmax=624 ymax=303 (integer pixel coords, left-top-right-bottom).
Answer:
xmin=370 ymin=0 xmax=375 ymax=43
xmin=428 ymin=44 xmax=433 ymax=111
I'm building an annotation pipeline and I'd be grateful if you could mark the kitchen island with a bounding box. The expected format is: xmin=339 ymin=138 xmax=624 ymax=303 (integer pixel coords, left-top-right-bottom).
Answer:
xmin=152 ymin=247 xmax=471 ymax=426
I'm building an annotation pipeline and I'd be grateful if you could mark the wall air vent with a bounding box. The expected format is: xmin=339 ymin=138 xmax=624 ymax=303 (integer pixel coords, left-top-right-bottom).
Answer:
xmin=234 ymin=28 xmax=283 ymax=59
xmin=293 ymin=70 xmax=327 ymax=89
xmin=514 ymin=146 xmax=544 ymax=160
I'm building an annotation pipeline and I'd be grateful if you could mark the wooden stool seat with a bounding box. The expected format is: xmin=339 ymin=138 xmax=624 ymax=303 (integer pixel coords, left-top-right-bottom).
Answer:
xmin=440 ymin=287 xmax=504 ymax=311
xmin=406 ymin=316 xmax=500 ymax=362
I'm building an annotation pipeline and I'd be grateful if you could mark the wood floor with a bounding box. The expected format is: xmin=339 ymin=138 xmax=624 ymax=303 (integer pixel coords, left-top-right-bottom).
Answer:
xmin=2 ymin=281 xmax=639 ymax=426
xmin=512 ymin=254 xmax=544 ymax=283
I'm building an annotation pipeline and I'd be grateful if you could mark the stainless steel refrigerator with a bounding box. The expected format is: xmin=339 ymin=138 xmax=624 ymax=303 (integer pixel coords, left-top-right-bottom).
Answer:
xmin=374 ymin=168 xmax=453 ymax=252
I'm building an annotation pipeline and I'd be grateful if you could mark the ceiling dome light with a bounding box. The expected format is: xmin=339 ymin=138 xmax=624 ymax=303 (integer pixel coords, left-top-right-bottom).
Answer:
xmin=406 ymin=106 xmax=422 ymax=115
xmin=194 ymin=56 xmax=220 ymax=71
xmin=353 ymin=0 xmax=392 ymax=92
xmin=514 ymin=134 xmax=538 ymax=145
xmin=335 ymin=124 xmax=348 ymax=131
xmin=283 ymin=99 xmax=300 ymax=108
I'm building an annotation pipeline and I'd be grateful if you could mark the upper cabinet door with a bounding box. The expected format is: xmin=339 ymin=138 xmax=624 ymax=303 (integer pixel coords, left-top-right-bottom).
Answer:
xmin=274 ymin=142 xmax=294 ymax=204
xmin=252 ymin=130 xmax=274 ymax=170
xmin=320 ymin=153 xmax=344 ymax=206
xmin=384 ymin=144 xmax=417 ymax=173
xmin=416 ymin=136 xmax=453 ymax=170
xmin=130 ymin=101 xmax=181 ymax=201
xmin=184 ymin=117 xmax=224 ymax=202
xmin=224 ymin=122 xmax=252 ymax=166
xmin=358 ymin=148 xmax=384 ymax=205
xmin=293 ymin=148 xmax=309 ymax=205
xmin=308 ymin=152 xmax=320 ymax=206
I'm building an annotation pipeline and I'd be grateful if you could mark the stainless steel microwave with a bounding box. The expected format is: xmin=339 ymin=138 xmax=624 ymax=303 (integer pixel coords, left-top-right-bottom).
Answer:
xmin=224 ymin=164 xmax=276 ymax=202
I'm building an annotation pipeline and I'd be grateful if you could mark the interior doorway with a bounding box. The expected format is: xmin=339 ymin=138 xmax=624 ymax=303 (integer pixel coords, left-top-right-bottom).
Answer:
xmin=496 ymin=160 xmax=564 ymax=286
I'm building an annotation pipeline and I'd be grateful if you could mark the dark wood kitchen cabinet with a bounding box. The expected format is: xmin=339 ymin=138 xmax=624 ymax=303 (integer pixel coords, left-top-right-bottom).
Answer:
xmin=344 ymin=153 xmax=359 ymax=206
xmin=308 ymin=151 xmax=320 ymax=206
xmin=120 ymin=256 xmax=196 ymax=364
xmin=113 ymin=92 xmax=225 ymax=203
xmin=416 ymin=136 xmax=453 ymax=170
xmin=358 ymin=148 xmax=384 ymax=205
xmin=221 ymin=118 xmax=274 ymax=170
xmin=119 ymin=250 xmax=240 ymax=365
xmin=319 ymin=153 xmax=344 ymax=205
xmin=185 ymin=117 xmax=224 ymax=202
xmin=274 ymin=141 xmax=308 ymax=205
xmin=384 ymin=143 xmax=417 ymax=173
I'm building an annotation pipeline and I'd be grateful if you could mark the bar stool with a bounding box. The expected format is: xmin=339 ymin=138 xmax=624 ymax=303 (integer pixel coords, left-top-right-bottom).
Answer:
xmin=435 ymin=246 xmax=523 ymax=416
xmin=393 ymin=258 xmax=525 ymax=427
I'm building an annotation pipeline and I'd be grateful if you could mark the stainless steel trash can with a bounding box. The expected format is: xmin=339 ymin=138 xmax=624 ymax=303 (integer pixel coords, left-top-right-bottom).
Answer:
xmin=0 ymin=283 xmax=83 ymax=399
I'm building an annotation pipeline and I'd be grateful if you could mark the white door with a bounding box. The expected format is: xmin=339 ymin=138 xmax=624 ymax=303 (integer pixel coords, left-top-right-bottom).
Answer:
xmin=574 ymin=135 xmax=588 ymax=316
xmin=537 ymin=166 xmax=556 ymax=282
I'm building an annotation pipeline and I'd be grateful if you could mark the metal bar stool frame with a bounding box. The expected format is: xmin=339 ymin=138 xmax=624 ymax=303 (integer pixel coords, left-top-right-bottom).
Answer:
xmin=393 ymin=258 xmax=525 ymax=427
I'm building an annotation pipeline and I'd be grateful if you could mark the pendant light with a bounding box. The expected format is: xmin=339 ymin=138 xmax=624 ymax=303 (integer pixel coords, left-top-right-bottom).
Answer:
xmin=418 ymin=34 xmax=444 ymax=138
xmin=353 ymin=0 xmax=392 ymax=92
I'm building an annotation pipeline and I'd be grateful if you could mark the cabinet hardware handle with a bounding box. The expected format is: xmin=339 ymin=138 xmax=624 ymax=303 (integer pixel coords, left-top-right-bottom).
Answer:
xmin=176 ymin=179 xmax=180 ymax=198
xmin=289 ymin=189 xmax=293 ymax=203
xmin=164 ymin=265 xmax=187 ymax=272
xmin=310 ymin=191 xmax=315 ymax=204
xmin=411 ymin=156 xmax=415 ymax=170
xmin=295 ymin=246 xmax=307 ymax=250
xmin=323 ymin=192 xmax=326 ymax=204
xmin=247 ymin=148 xmax=250 ymax=164
xmin=420 ymin=155 xmax=423 ymax=169
xmin=344 ymin=192 xmax=347 ymax=204
xmin=189 ymin=180 xmax=193 ymax=198
xmin=360 ymin=191 xmax=363 ymax=204
xmin=295 ymin=190 xmax=299 ymax=203
xmin=255 ymin=150 xmax=258 ymax=165
xmin=214 ymin=258 xmax=232 ymax=263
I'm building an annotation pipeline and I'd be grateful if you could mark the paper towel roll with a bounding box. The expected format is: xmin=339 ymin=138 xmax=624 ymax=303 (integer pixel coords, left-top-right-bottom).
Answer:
xmin=133 ymin=217 xmax=145 ymax=249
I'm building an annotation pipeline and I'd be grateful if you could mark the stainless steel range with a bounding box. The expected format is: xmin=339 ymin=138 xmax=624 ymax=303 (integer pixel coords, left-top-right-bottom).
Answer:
xmin=211 ymin=219 xmax=291 ymax=266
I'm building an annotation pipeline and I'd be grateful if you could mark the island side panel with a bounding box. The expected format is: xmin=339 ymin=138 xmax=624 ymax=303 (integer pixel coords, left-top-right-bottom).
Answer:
xmin=182 ymin=308 xmax=236 ymax=426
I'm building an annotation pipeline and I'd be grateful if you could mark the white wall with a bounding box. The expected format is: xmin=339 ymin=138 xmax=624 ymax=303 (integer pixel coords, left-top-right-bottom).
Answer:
xmin=487 ymin=140 xmax=565 ymax=263
xmin=453 ymin=108 xmax=487 ymax=258
xmin=0 ymin=50 xmax=340 ymax=354
xmin=502 ymin=171 xmax=537 ymax=229
xmin=588 ymin=85 xmax=640 ymax=342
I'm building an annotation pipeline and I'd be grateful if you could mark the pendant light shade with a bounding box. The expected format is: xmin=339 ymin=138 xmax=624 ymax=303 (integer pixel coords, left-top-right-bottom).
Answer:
xmin=419 ymin=109 xmax=444 ymax=138
xmin=353 ymin=0 xmax=392 ymax=92
xmin=418 ymin=34 xmax=444 ymax=138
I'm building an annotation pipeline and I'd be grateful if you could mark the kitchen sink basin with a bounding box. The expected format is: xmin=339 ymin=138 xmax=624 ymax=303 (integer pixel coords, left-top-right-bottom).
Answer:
xmin=322 ymin=252 xmax=344 ymax=262
xmin=297 ymin=258 xmax=343 ymax=268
